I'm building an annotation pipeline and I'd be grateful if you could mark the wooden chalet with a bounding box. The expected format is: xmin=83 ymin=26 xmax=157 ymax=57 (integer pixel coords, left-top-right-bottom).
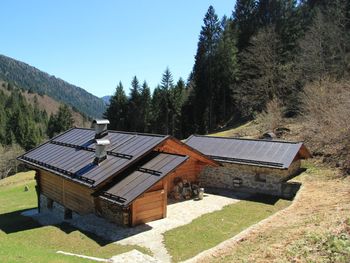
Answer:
xmin=17 ymin=121 xmax=217 ymax=226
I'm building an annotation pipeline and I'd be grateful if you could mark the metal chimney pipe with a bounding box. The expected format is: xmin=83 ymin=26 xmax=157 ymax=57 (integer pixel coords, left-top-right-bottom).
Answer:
xmin=92 ymin=119 xmax=110 ymax=139
xmin=94 ymin=138 xmax=110 ymax=164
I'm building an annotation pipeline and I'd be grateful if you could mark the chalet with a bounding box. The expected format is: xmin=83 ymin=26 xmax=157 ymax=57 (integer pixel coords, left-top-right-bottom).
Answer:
xmin=185 ymin=135 xmax=311 ymax=198
xmin=17 ymin=121 xmax=218 ymax=226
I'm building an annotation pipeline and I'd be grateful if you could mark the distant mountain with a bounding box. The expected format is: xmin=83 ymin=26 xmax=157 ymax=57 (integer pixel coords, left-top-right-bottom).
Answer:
xmin=0 ymin=54 xmax=106 ymax=118
xmin=101 ymin=95 xmax=111 ymax=105
xmin=0 ymin=80 xmax=90 ymax=128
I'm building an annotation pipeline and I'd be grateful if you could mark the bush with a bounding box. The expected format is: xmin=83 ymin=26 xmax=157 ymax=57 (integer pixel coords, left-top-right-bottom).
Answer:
xmin=254 ymin=97 xmax=284 ymax=134
xmin=302 ymin=79 xmax=350 ymax=173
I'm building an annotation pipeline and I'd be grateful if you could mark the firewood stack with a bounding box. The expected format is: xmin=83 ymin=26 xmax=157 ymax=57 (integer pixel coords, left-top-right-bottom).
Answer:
xmin=170 ymin=177 xmax=201 ymax=201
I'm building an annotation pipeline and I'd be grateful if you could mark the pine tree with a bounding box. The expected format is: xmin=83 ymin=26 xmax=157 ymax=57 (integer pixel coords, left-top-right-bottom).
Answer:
xmin=214 ymin=17 xmax=240 ymax=125
xmin=192 ymin=6 xmax=222 ymax=133
xmin=104 ymin=82 xmax=128 ymax=130
xmin=233 ymin=0 xmax=258 ymax=50
xmin=299 ymin=2 xmax=350 ymax=81
xmin=170 ymin=78 xmax=186 ymax=137
xmin=127 ymin=76 xmax=142 ymax=131
xmin=47 ymin=104 xmax=74 ymax=138
xmin=160 ymin=68 xmax=174 ymax=134
xmin=140 ymin=81 xmax=152 ymax=132
xmin=150 ymin=85 xmax=165 ymax=134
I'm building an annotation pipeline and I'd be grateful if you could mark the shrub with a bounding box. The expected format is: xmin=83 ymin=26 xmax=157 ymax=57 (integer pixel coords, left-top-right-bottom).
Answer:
xmin=301 ymin=79 xmax=350 ymax=173
xmin=255 ymin=97 xmax=284 ymax=134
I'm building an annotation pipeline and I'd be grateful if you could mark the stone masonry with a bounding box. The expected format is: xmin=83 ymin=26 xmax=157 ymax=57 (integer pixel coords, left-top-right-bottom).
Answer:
xmin=199 ymin=160 xmax=301 ymax=196
xmin=97 ymin=199 xmax=129 ymax=226
xmin=39 ymin=194 xmax=79 ymax=219
xmin=39 ymin=194 xmax=129 ymax=226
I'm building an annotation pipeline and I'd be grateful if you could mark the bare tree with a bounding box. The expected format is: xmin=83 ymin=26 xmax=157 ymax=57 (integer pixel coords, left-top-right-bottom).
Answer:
xmin=0 ymin=144 xmax=24 ymax=179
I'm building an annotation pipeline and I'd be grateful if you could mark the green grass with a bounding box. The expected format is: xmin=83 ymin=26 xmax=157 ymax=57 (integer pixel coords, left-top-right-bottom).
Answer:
xmin=163 ymin=195 xmax=291 ymax=262
xmin=0 ymin=172 xmax=150 ymax=263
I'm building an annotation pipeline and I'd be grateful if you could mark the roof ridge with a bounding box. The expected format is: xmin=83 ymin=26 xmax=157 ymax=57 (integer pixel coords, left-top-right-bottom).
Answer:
xmin=74 ymin=127 xmax=168 ymax=138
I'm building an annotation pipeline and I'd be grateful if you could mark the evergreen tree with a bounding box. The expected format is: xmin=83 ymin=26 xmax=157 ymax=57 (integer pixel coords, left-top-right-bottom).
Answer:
xmin=160 ymin=68 xmax=174 ymax=135
xmin=140 ymin=81 xmax=152 ymax=132
xmin=127 ymin=76 xmax=142 ymax=131
xmin=299 ymin=2 xmax=350 ymax=81
xmin=47 ymin=104 xmax=74 ymax=138
xmin=150 ymin=85 xmax=165 ymax=134
xmin=104 ymin=82 xmax=128 ymax=130
xmin=192 ymin=6 xmax=222 ymax=133
xmin=170 ymin=78 xmax=186 ymax=137
xmin=214 ymin=17 xmax=240 ymax=125
xmin=233 ymin=0 xmax=258 ymax=50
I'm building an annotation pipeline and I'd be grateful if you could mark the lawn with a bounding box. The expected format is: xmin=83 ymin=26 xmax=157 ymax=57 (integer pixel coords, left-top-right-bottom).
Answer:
xmin=0 ymin=171 xmax=149 ymax=263
xmin=163 ymin=194 xmax=291 ymax=262
xmin=198 ymin=162 xmax=350 ymax=263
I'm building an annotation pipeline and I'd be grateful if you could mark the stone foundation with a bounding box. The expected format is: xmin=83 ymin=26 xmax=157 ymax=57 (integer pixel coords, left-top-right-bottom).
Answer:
xmin=39 ymin=194 xmax=130 ymax=226
xmin=39 ymin=194 xmax=79 ymax=220
xmin=199 ymin=160 xmax=301 ymax=197
xmin=96 ymin=199 xmax=129 ymax=226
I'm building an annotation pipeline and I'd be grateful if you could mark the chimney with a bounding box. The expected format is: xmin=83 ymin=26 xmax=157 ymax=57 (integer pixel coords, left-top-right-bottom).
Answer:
xmin=94 ymin=138 xmax=110 ymax=164
xmin=92 ymin=119 xmax=110 ymax=139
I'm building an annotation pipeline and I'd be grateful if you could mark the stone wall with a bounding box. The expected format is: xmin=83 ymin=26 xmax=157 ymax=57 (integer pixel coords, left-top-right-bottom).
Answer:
xmin=39 ymin=194 xmax=129 ymax=226
xmin=199 ymin=160 xmax=301 ymax=196
xmin=96 ymin=198 xmax=129 ymax=226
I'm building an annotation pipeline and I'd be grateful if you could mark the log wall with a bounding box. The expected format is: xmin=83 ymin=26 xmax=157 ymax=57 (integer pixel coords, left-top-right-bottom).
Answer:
xmin=38 ymin=169 xmax=95 ymax=215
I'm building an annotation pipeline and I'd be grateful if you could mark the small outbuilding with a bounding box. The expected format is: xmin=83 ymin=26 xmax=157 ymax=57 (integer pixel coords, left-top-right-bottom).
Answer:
xmin=17 ymin=122 xmax=217 ymax=227
xmin=185 ymin=135 xmax=312 ymax=198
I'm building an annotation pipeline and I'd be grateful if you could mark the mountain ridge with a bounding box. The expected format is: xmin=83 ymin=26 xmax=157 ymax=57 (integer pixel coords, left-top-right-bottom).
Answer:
xmin=0 ymin=54 xmax=106 ymax=118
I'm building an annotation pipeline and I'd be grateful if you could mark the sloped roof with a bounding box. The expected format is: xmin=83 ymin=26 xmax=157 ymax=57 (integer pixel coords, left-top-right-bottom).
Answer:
xmin=18 ymin=128 xmax=169 ymax=188
xmin=185 ymin=135 xmax=311 ymax=169
xmin=99 ymin=153 xmax=188 ymax=207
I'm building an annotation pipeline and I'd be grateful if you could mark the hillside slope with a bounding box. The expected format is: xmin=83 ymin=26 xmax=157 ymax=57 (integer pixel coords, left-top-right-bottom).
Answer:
xmin=0 ymin=54 xmax=106 ymax=118
xmin=0 ymin=81 xmax=89 ymax=128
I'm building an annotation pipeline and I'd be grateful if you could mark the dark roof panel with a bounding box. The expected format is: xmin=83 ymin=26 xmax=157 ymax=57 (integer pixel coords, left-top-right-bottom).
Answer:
xmin=185 ymin=135 xmax=311 ymax=169
xmin=18 ymin=128 xmax=169 ymax=187
xmin=100 ymin=153 xmax=188 ymax=206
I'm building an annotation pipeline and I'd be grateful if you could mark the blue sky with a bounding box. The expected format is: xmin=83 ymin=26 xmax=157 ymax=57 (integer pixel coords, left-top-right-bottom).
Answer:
xmin=1 ymin=1 xmax=235 ymax=97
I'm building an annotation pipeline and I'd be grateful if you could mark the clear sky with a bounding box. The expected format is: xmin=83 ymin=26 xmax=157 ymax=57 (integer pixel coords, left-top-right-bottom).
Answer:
xmin=0 ymin=1 xmax=235 ymax=97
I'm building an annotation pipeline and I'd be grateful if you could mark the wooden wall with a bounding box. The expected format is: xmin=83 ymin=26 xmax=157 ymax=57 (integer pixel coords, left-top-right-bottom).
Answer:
xmin=39 ymin=169 xmax=95 ymax=214
xmin=155 ymin=138 xmax=218 ymax=192
xmin=163 ymin=159 xmax=205 ymax=193
xmin=131 ymin=188 xmax=167 ymax=226
xmin=130 ymin=178 xmax=167 ymax=226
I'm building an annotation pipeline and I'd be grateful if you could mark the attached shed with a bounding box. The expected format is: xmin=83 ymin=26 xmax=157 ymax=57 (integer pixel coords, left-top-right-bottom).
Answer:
xmin=185 ymin=135 xmax=311 ymax=198
xmin=17 ymin=124 xmax=217 ymax=227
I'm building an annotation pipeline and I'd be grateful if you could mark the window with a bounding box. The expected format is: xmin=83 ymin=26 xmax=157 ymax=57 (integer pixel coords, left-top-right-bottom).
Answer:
xmin=255 ymin=173 xmax=266 ymax=183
